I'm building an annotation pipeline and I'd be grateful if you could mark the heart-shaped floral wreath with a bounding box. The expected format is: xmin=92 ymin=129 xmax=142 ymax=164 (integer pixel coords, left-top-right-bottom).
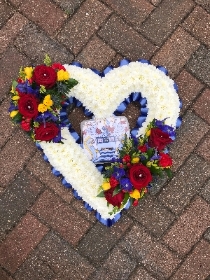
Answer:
xmin=9 ymin=56 xmax=181 ymax=226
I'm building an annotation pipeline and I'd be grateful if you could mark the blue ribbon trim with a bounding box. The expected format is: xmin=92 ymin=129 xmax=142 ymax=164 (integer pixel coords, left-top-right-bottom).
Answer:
xmin=37 ymin=58 xmax=182 ymax=226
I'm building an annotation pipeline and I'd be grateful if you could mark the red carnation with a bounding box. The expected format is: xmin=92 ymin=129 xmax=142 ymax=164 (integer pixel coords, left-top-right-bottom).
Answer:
xmin=122 ymin=154 xmax=131 ymax=163
xmin=129 ymin=164 xmax=152 ymax=190
xmin=33 ymin=65 xmax=57 ymax=89
xmin=20 ymin=119 xmax=31 ymax=131
xmin=110 ymin=176 xmax=119 ymax=188
xmin=104 ymin=188 xmax=125 ymax=208
xmin=159 ymin=153 xmax=172 ymax=167
xmin=34 ymin=122 xmax=59 ymax=141
xmin=18 ymin=94 xmax=39 ymax=119
xmin=51 ymin=63 xmax=66 ymax=71
xmin=138 ymin=144 xmax=147 ymax=153
xmin=148 ymin=128 xmax=172 ymax=151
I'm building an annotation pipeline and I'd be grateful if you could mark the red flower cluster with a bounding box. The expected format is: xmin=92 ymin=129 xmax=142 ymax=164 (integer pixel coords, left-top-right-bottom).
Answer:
xmin=99 ymin=119 xmax=175 ymax=213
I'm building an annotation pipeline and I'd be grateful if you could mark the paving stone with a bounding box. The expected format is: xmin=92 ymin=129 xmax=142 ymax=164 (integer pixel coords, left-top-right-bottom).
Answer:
xmin=0 ymin=170 xmax=43 ymax=241
xmin=169 ymin=110 xmax=209 ymax=171
xmin=183 ymin=6 xmax=210 ymax=47
xmin=15 ymin=257 xmax=55 ymax=280
xmin=0 ymin=97 xmax=16 ymax=148
xmin=0 ymin=47 xmax=29 ymax=102
xmin=0 ymin=129 xmax=36 ymax=187
xmin=98 ymin=15 xmax=156 ymax=61
xmin=57 ymin=0 xmax=111 ymax=55
xmin=201 ymin=179 xmax=210 ymax=203
xmin=129 ymin=266 xmax=156 ymax=280
xmin=78 ymin=215 xmax=132 ymax=264
xmin=26 ymin=151 xmax=74 ymax=203
xmin=150 ymin=0 xmax=162 ymax=5
xmin=76 ymin=35 xmax=116 ymax=71
xmin=196 ymin=132 xmax=210 ymax=163
xmin=129 ymin=196 xmax=175 ymax=237
xmin=131 ymin=267 xmax=157 ymax=280
xmin=170 ymin=240 xmax=210 ymax=280
xmin=92 ymin=247 xmax=136 ymax=280
xmin=31 ymin=190 xmax=90 ymax=245
xmin=119 ymin=224 xmax=181 ymax=279
xmin=101 ymin=0 xmax=154 ymax=30
xmin=187 ymin=45 xmax=210 ymax=87
xmin=151 ymin=27 xmax=200 ymax=77
xmin=8 ymin=0 xmax=24 ymax=7
xmin=159 ymin=154 xmax=210 ymax=214
xmin=0 ymin=213 xmax=48 ymax=274
xmin=148 ymin=173 xmax=168 ymax=195
xmin=204 ymin=227 xmax=210 ymax=242
xmin=15 ymin=231 xmax=95 ymax=280
xmin=193 ymin=88 xmax=210 ymax=124
xmin=71 ymin=199 xmax=96 ymax=223
xmin=195 ymin=0 xmax=210 ymax=13
xmin=0 ymin=0 xmax=14 ymax=29
xmin=141 ymin=0 xmax=195 ymax=46
xmin=19 ymin=0 xmax=66 ymax=36
xmin=0 ymin=267 xmax=13 ymax=280
xmin=53 ymin=0 xmax=85 ymax=15
xmin=0 ymin=13 xmax=28 ymax=55
xmin=110 ymin=53 xmax=124 ymax=67
xmin=175 ymin=69 xmax=204 ymax=113
xmin=163 ymin=196 xmax=210 ymax=256
xmin=14 ymin=23 xmax=73 ymax=65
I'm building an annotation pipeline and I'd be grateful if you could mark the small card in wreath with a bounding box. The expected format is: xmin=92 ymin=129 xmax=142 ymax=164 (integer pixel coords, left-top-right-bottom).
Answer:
xmin=81 ymin=116 xmax=130 ymax=164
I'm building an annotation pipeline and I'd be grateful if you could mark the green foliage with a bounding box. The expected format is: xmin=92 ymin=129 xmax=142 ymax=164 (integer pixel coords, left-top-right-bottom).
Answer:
xmin=44 ymin=54 xmax=52 ymax=66
xmin=12 ymin=112 xmax=22 ymax=122
xmin=96 ymin=191 xmax=105 ymax=197
xmin=165 ymin=168 xmax=172 ymax=178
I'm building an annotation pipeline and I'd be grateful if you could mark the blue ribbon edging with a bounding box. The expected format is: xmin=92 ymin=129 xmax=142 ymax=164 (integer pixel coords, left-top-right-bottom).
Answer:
xmin=37 ymin=59 xmax=182 ymax=227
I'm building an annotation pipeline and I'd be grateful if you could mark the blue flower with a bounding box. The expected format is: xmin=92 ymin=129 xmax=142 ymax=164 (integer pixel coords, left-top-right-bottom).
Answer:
xmin=120 ymin=178 xmax=132 ymax=192
xmin=16 ymin=81 xmax=40 ymax=96
xmin=8 ymin=103 xmax=18 ymax=112
xmin=35 ymin=111 xmax=59 ymax=123
xmin=113 ymin=166 xmax=125 ymax=180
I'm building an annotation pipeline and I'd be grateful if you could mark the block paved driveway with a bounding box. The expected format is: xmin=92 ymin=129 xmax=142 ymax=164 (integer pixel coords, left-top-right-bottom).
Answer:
xmin=0 ymin=0 xmax=210 ymax=279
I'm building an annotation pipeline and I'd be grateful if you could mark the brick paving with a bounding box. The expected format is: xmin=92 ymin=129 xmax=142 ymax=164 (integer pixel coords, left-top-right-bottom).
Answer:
xmin=0 ymin=0 xmax=210 ymax=279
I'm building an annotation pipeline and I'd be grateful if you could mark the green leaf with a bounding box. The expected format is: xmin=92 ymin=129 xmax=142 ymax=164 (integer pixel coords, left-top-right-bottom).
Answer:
xmin=165 ymin=168 xmax=173 ymax=178
xmin=12 ymin=80 xmax=18 ymax=90
xmin=12 ymin=112 xmax=22 ymax=122
xmin=67 ymin=78 xmax=78 ymax=89
xmin=146 ymin=148 xmax=154 ymax=158
xmin=96 ymin=190 xmax=105 ymax=197
xmin=113 ymin=186 xmax=121 ymax=196
xmin=122 ymin=192 xmax=129 ymax=206
xmin=44 ymin=54 xmax=51 ymax=66
xmin=150 ymin=165 xmax=162 ymax=176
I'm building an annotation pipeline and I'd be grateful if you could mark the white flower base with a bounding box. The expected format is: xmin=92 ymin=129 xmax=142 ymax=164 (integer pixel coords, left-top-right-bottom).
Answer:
xmin=39 ymin=61 xmax=180 ymax=221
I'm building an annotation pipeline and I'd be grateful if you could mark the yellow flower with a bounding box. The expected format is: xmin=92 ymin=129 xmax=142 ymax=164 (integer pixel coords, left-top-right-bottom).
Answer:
xmin=10 ymin=86 xmax=15 ymax=94
xmin=131 ymin=157 xmax=139 ymax=164
xmin=43 ymin=94 xmax=53 ymax=108
xmin=38 ymin=103 xmax=47 ymax=113
xmin=12 ymin=95 xmax=20 ymax=101
xmin=24 ymin=67 xmax=33 ymax=80
xmin=10 ymin=110 xmax=19 ymax=118
xmin=102 ymin=182 xmax=111 ymax=191
xmin=146 ymin=129 xmax=151 ymax=137
xmin=146 ymin=161 xmax=152 ymax=167
xmin=57 ymin=69 xmax=69 ymax=81
xmin=129 ymin=189 xmax=140 ymax=199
